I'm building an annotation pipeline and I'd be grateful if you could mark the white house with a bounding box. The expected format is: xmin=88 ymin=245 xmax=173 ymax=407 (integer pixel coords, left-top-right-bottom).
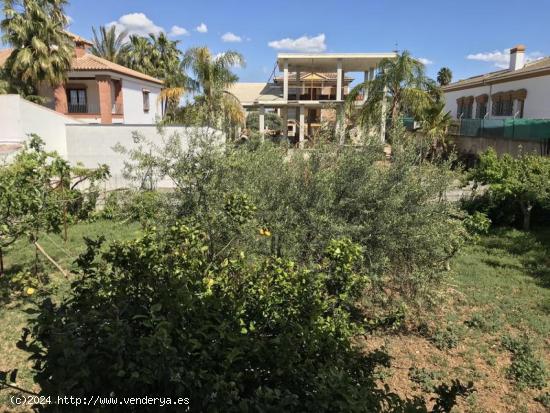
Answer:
xmin=0 ymin=32 xmax=163 ymax=125
xmin=443 ymin=45 xmax=550 ymax=120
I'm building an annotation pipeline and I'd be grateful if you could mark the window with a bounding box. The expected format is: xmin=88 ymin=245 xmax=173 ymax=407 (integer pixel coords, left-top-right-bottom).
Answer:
xmin=476 ymin=102 xmax=487 ymax=119
xmin=475 ymin=94 xmax=488 ymax=119
xmin=142 ymin=90 xmax=150 ymax=112
xmin=492 ymin=92 xmax=514 ymax=116
xmin=67 ymin=88 xmax=87 ymax=113
xmin=456 ymin=96 xmax=473 ymax=119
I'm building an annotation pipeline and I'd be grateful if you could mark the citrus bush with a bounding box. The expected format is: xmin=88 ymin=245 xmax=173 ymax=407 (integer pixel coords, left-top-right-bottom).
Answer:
xmin=22 ymin=222 xmax=404 ymax=412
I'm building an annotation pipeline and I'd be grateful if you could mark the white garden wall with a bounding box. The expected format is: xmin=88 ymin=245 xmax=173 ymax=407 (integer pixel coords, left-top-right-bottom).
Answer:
xmin=65 ymin=124 xmax=222 ymax=189
xmin=0 ymin=94 xmax=223 ymax=189
xmin=0 ymin=94 xmax=79 ymax=157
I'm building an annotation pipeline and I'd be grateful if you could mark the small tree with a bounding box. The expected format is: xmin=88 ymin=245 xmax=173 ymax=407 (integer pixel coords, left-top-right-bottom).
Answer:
xmin=471 ymin=149 xmax=550 ymax=230
xmin=0 ymin=137 xmax=61 ymax=274
xmin=0 ymin=136 xmax=109 ymax=274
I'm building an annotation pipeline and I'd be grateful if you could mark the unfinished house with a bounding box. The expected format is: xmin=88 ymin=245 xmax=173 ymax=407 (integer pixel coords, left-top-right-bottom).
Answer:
xmin=229 ymin=52 xmax=396 ymax=145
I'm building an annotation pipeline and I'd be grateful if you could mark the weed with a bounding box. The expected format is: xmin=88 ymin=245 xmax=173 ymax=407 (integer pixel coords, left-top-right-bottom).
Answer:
xmin=464 ymin=311 xmax=501 ymax=333
xmin=534 ymin=391 xmax=550 ymax=408
xmin=431 ymin=325 xmax=462 ymax=350
xmin=501 ymin=335 xmax=548 ymax=390
xmin=409 ymin=367 xmax=443 ymax=392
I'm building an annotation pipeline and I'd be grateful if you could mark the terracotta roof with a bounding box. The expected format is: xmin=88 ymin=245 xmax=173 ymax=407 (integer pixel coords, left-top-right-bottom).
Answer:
xmin=71 ymin=53 xmax=163 ymax=85
xmin=443 ymin=57 xmax=550 ymax=92
xmin=65 ymin=31 xmax=93 ymax=46
xmin=0 ymin=48 xmax=162 ymax=85
xmin=274 ymin=72 xmax=354 ymax=82
xmin=0 ymin=48 xmax=13 ymax=67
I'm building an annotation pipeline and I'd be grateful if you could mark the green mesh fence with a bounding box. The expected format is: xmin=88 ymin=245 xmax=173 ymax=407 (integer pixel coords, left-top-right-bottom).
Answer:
xmin=458 ymin=119 xmax=550 ymax=142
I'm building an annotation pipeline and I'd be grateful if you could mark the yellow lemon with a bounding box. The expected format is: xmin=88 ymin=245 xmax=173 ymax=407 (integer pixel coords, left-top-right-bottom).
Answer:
xmin=264 ymin=230 xmax=272 ymax=237
xmin=26 ymin=287 xmax=36 ymax=296
xmin=259 ymin=228 xmax=265 ymax=235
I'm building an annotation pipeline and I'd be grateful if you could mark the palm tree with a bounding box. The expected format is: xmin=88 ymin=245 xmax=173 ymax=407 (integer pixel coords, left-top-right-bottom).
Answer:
xmin=149 ymin=33 xmax=187 ymax=117
xmin=437 ymin=67 xmax=453 ymax=86
xmin=181 ymin=47 xmax=245 ymax=129
xmin=123 ymin=35 xmax=157 ymax=75
xmin=420 ymin=101 xmax=452 ymax=156
xmin=347 ymin=51 xmax=432 ymax=130
xmin=90 ymin=25 xmax=128 ymax=64
xmin=1 ymin=0 xmax=73 ymax=90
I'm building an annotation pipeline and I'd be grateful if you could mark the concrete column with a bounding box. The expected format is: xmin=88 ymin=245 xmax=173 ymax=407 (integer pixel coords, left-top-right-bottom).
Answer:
xmin=96 ymin=75 xmax=113 ymax=124
xmin=296 ymin=71 xmax=301 ymax=97
xmin=299 ymin=105 xmax=305 ymax=148
xmin=336 ymin=59 xmax=343 ymax=101
xmin=282 ymin=107 xmax=288 ymax=138
xmin=363 ymin=70 xmax=370 ymax=102
xmin=283 ymin=60 xmax=289 ymax=101
xmin=337 ymin=104 xmax=345 ymax=145
xmin=53 ymin=84 xmax=68 ymax=114
xmin=259 ymin=106 xmax=265 ymax=141
xmin=380 ymin=82 xmax=388 ymax=143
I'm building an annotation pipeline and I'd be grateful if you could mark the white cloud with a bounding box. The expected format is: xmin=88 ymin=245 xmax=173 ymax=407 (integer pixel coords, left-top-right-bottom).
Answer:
xmin=268 ymin=34 xmax=326 ymax=53
xmin=417 ymin=57 xmax=433 ymax=65
xmin=196 ymin=23 xmax=208 ymax=33
xmin=169 ymin=25 xmax=189 ymax=37
xmin=107 ymin=13 xmax=164 ymax=37
xmin=467 ymin=48 xmax=544 ymax=69
xmin=221 ymin=32 xmax=242 ymax=43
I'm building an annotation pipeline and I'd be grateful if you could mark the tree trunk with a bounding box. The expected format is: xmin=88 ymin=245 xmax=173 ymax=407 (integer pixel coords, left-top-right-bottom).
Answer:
xmin=520 ymin=200 xmax=532 ymax=231
xmin=0 ymin=247 xmax=4 ymax=275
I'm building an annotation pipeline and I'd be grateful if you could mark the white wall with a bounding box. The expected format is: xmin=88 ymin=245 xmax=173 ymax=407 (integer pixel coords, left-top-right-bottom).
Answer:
xmin=444 ymin=74 xmax=550 ymax=119
xmin=0 ymin=94 xmax=79 ymax=157
xmin=1 ymin=95 xmax=225 ymax=189
xmin=122 ymin=78 xmax=161 ymax=124
xmin=66 ymin=125 xmax=223 ymax=189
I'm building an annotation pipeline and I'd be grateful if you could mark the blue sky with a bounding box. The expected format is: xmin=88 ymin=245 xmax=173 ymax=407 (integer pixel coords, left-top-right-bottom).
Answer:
xmin=16 ymin=0 xmax=550 ymax=83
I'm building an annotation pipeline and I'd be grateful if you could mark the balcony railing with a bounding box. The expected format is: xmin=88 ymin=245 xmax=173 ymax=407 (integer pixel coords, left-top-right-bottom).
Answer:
xmin=67 ymin=103 xmax=123 ymax=115
xmin=286 ymin=86 xmax=346 ymax=101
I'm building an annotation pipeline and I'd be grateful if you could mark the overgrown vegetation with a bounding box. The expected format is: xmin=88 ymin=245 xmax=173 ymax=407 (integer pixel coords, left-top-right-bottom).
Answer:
xmin=0 ymin=126 xmax=482 ymax=412
xmin=469 ymin=148 xmax=550 ymax=230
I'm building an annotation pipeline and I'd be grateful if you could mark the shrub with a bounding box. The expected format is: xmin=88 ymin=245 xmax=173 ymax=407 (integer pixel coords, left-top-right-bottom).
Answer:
xmin=463 ymin=212 xmax=491 ymax=237
xmin=464 ymin=311 xmax=501 ymax=333
xmin=470 ymin=148 xmax=550 ymax=230
xmin=501 ymin=335 xmax=548 ymax=389
xmin=117 ymin=127 xmax=467 ymax=320
xmin=431 ymin=325 xmax=461 ymax=350
xmin=99 ymin=190 xmax=167 ymax=228
xmin=21 ymin=223 xmax=410 ymax=412
xmin=409 ymin=367 xmax=443 ymax=392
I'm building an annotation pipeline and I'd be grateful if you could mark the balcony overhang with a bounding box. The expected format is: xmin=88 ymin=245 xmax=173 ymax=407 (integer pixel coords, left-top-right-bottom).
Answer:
xmin=277 ymin=53 xmax=397 ymax=72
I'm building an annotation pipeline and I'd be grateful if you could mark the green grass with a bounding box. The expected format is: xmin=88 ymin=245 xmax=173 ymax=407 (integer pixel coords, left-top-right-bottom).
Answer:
xmin=452 ymin=227 xmax=550 ymax=339
xmin=0 ymin=220 xmax=139 ymax=409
